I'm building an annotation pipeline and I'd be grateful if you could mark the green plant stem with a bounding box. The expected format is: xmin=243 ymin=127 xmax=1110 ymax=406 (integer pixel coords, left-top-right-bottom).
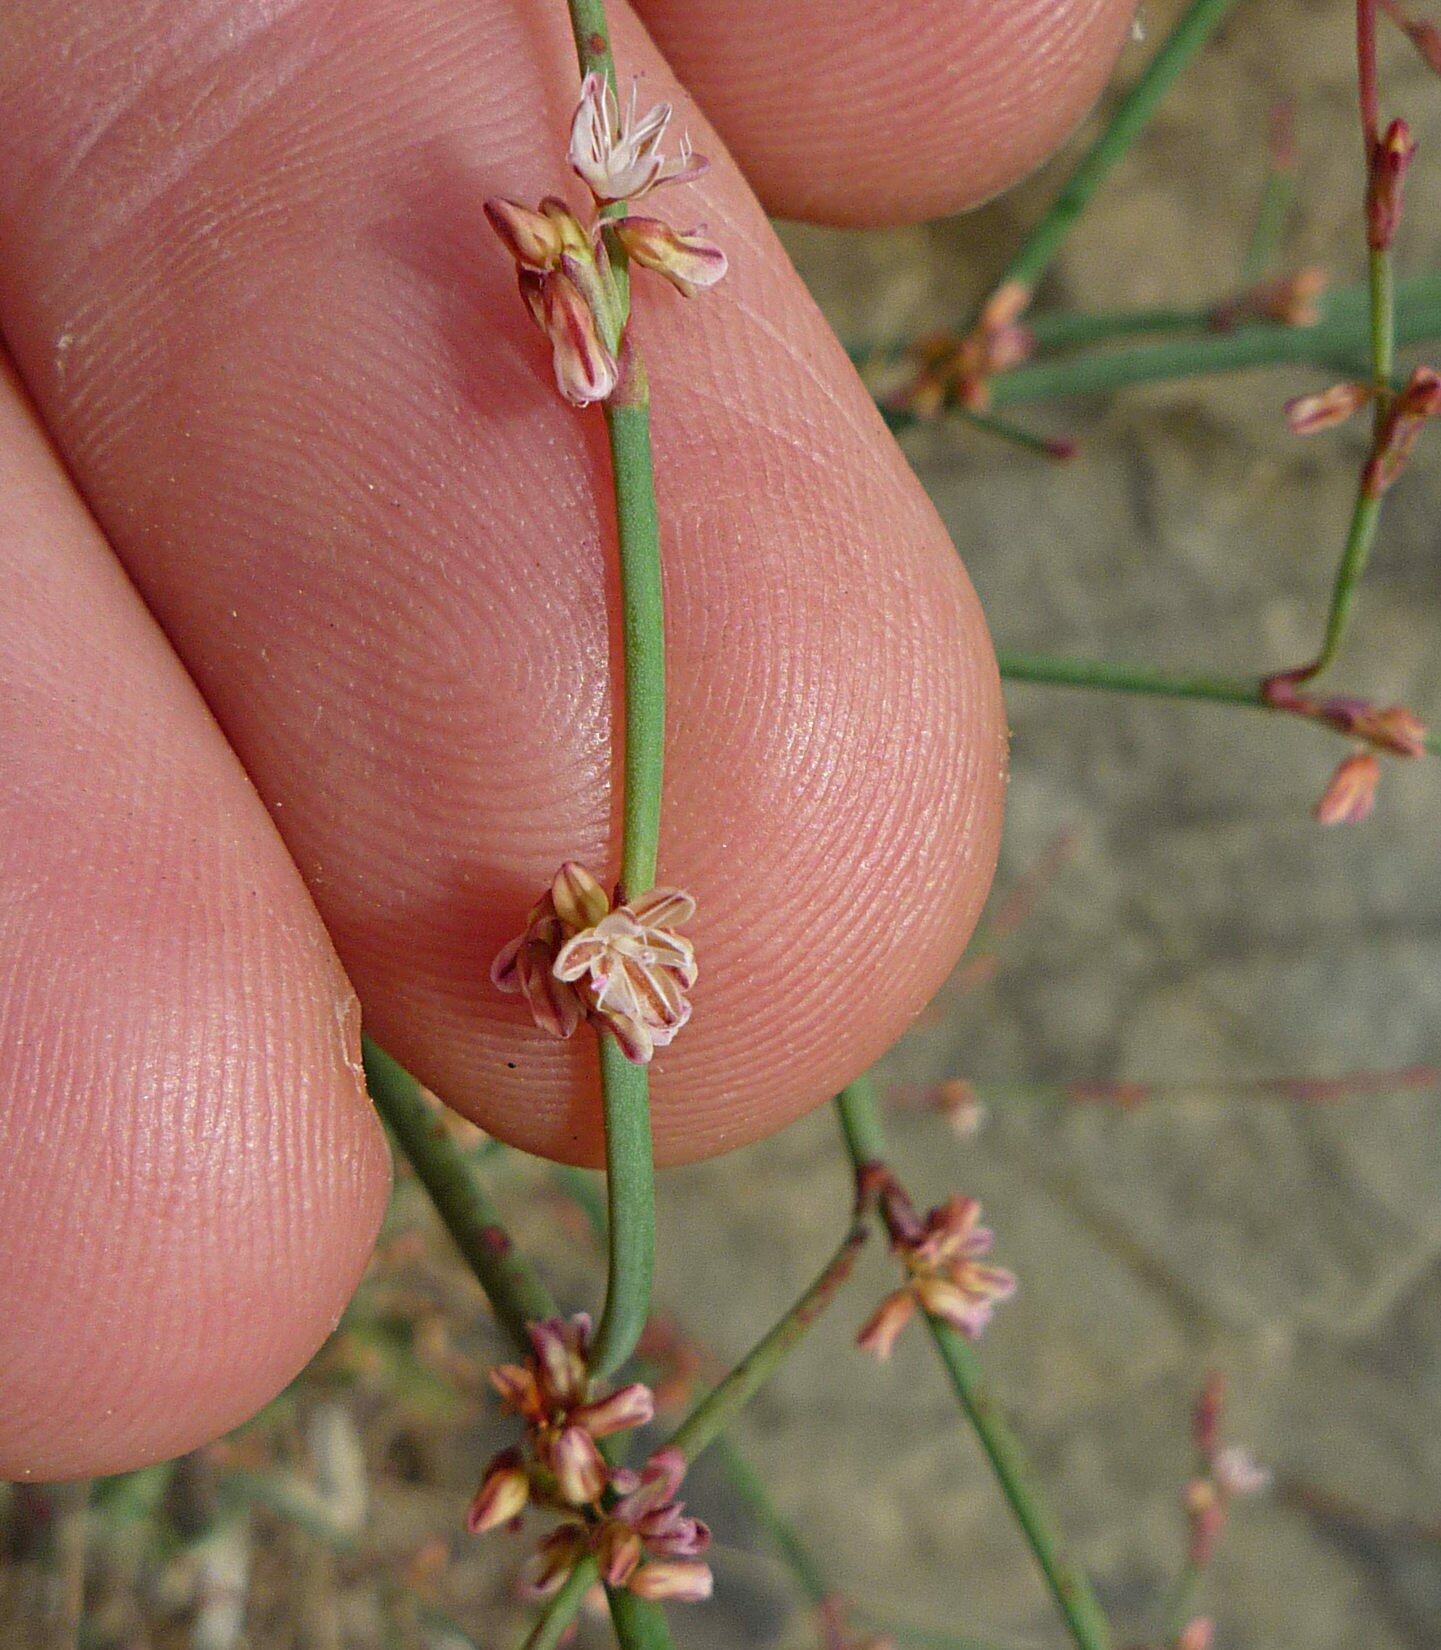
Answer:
xmin=668 ymin=1225 xmax=869 ymax=1461
xmin=588 ymin=1036 xmax=656 ymax=1380
xmin=605 ymin=1588 xmax=678 ymax=1649
xmin=996 ymin=650 xmax=1441 ymax=757
xmin=362 ymin=1038 xmax=557 ymax=1349
xmin=1024 ymin=305 xmax=1211 ymax=352
xmin=605 ymin=395 xmax=666 ymax=900
xmin=556 ymin=0 xmax=668 ymax=1396
xmin=926 ymin=1320 xmax=1115 ymax=1650
xmin=709 ymin=1436 xmax=831 ymax=1606
xmin=566 ymin=0 xmax=615 ymax=89
xmin=520 ymin=1554 xmax=600 ymax=1650
xmin=989 ymin=0 xmax=1244 ymax=306
xmin=1241 ymin=168 xmax=1296 ymax=285
xmin=834 ymin=1076 xmax=889 ymax=1176
xmin=833 ymin=1083 xmax=1114 ymax=1650
xmin=957 ymin=407 xmax=1076 ymax=460
xmin=986 ymin=278 xmax=1441 ymax=406
xmin=1160 ymin=1560 xmax=1206 ymax=1642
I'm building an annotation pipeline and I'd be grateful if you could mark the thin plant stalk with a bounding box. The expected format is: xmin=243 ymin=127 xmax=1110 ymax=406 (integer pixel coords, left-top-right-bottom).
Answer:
xmin=605 ymin=1588 xmax=679 ymax=1649
xmin=362 ymin=1038 xmax=558 ymax=1349
xmin=1299 ymin=0 xmax=1400 ymax=682
xmin=986 ymin=0 xmax=1244 ymax=310
xmin=834 ymin=1080 xmax=1114 ymax=1650
xmin=667 ymin=1224 xmax=869 ymax=1461
xmin=996 ymin=650 xmax=1440 ymax=758
xmin=520 ymin=1554 xmax=600 ymax=1650
xmin=589 ymin=1037 xmax=656 ymax=1380
xmin=558 ymin=0 xmax=669 ymax=1383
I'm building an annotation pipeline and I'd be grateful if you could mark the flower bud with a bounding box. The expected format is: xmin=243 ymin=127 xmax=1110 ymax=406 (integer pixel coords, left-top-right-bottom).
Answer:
xmin=612 ymin=216 xmax=728 ymax=297
xmin=466 ymin=1448 xmax=529 ymax=1533
xmin=1314 ymin=752 xmax=1381 ymax=827
xmin=1367 ymin=119 xmax=1417 ymax=251
xmin=627 ymin=1559 xmax=715 ymax=1602
xmin=1285 ymin=381 xmax=1370 ymax=435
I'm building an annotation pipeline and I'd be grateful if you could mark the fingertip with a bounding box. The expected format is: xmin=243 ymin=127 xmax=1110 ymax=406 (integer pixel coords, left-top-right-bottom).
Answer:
xmin=632 ymin=0 xmax=1139 ymax=225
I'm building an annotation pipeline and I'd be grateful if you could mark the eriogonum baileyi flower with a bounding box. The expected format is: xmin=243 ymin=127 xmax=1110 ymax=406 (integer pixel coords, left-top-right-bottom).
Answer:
xmin=611 ymin=215 xmax=728 ymax=297
xmin=467 ymin=1314 xmax=655 ymax=1533
xmin=493 ymin=862 xmax=698 ymax=1064
xmin=472 ymin=1340 xmax=713 ymax=1609
xmin=857 ymin=1186 xmax=1016 ymax=1359
xmin=569 ymin=72 xmax=707 ymax=204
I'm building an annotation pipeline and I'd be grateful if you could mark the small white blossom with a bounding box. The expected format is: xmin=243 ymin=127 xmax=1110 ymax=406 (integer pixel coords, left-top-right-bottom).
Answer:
xmin=569 ymin=72 xmax=707 ymax=204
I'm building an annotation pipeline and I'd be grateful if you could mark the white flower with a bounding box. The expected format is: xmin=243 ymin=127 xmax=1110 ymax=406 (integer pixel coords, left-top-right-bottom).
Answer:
xmin=569 ymin=72 xmax=707 ymax=204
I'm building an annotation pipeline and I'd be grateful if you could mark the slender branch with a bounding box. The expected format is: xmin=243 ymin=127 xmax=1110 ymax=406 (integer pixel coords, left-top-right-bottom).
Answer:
xmin=566 ymin=0 xmax=616 ymax=90
xmin=589 ymin=1037 xmax=656 ymax=1380
xmin=833 ymin=1083 xmax=1114 ymax=1650
xmin=605 ymin=1588 xmax=678 ymax=1649
xmin=987 ymin=279 xmax=1441 ymax=406
xmin=986 ymin=0 xmax=1244 ymax=309
xmin=668 ymin=1225 xmax=869 ymax=1462
xmin=925 ymin=1320 xmax=1114 ymax=1650
xmin=708 ymin=1436 xmax=831 ymax=1606
xmin=996 ymin=651 xmax=1440 ymax=757
xmin=519 ymin=1554 xmax=600 ymax=1650
xmin=559 ymin=0 xmax=669 ymax=1387
xmin=362 ymin=1038 xmax=558 ymax=1350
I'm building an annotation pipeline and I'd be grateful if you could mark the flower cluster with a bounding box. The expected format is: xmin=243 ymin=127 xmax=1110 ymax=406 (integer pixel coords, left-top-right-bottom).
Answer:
xmin=1261 ymin=669 xmax=1429 ymax=826
xmin=491 ymin=861 xmax=698 ymax=1063
xmin=856 ymin=1177 xmax=1017 ymax=1360
xmin=467 ymin=1317 xmax=711 ymax=1605
xmin=486 ymin=74 xmax=727 ymax=406
xmin=1182 ymin=1372 xmax=1270 ymax=1572
xmin=896 ymin=280 xmax=1034 ymax=417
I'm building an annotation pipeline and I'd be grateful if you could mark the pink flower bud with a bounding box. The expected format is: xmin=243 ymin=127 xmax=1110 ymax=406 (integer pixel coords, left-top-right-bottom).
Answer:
xmin=596 ymin=1521 xmax=645 ymax=1586
xmin=1176 ymin=1617 xmax=1215 ymax=1650
xmin=485 ymin=198 xmax=567 ymax=271
xmin=573 ymin=1381 xmax=656 ymax=1439
xmin=612 ymin=216 xmax=728 ymax=297
xmin=1213 ymin=1445 xmax=1270 ymax=1498
xmin=551 ymin=861 xmax=611 ymax=933
xmin=1285 ymin=381 xmax=1370 ymax=435
xmin=1365 ymin=365 xmax=1441 ymax=495
xmin=519 ymin=1526 xmax=588 ymax=1599
xmin=1367 ymin=119 xmax=1416 ymax=250
xmin=1315 ymin=751 xmax=1382 ymax=826
xmin=855 ymin=1289 xmax=917 ymax=1360
xmin=627 ymin=1559 xmax=715 ymax=1602
xmin=550 ymin=1424 xmax=608 ymax=1506
xmin=466 ymin=1448 xmax=529 ymax=1533
xmin=539 ymin=270 xmax=619 ymax=406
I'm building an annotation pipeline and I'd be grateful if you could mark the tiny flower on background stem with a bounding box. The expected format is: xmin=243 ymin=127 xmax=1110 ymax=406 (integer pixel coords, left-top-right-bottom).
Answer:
xmin=857 ymin=1181 xmax=1017 ymax=1359
xmin=1314 ymin=752 xmax=1382 ymax=825
xmin=1285 ymin=380 xmax=1371 ymax=435
xmin=492 ymin=863 xmax=698 ymax=1064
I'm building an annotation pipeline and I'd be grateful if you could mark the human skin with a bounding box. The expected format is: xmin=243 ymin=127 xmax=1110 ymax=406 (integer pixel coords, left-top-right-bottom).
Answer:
xmin=0 ymin=0 xmax=1135 ymax=1479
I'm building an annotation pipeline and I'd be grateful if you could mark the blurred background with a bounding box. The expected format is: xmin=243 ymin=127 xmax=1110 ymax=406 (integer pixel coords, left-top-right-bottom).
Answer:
xmin=9 ymin=0 xmax=1441 ymax=1644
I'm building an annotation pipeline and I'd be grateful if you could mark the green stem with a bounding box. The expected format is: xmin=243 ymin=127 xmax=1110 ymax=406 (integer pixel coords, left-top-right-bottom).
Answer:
xmin=984 ymin=278 xmax=1441 ymax=406
xmin=588 ymin=1037 xmax=656 ymax=1381
xmin=519 ymin=1554 xmax=600 ymax=1650
xmin=1024 ymin=305 xmax=1210 ymax=352
xmin=1160 ymin=1560 xmax=1206 ymax=1642
xmin=605 ymin=395 xmax=666 ymax=900
xmin=833 ymin=1085 xmax=1114 ymax=1650
xmin=926 ymin=1321 xmax=1115 ymax=1650
xmin=834 ymin=1076 xmax=889 ymax=1178
xmin=1370 ymin=246 xmax=1396 ymax=400
xmin=668 ymin=1225 xmax=869 ymax=1461
xmin=991 ymin=0 xmax=1244 ymax=304
xmin=561 ymin=0 xmax=670 ymax=1392
xmin=1241 ymin=168 xmax=1296 ymax=285
xmin=996 ymin=650 xmax=1441 ymax=758
xmin=605 ymin=1588 xmax=678 ymax=1649
xmin=565 ymin=0 xmax=616 ymax=89
xmin=1301 ymin=485 xmax=1384 ymax=679
xmin=362 ymin=1038 xmax=557 ymax=1350
xmin=956 ymin=407 xmax=1076 ymax=460
xmin=708 ymin=1436 xmax=832 ymax=1606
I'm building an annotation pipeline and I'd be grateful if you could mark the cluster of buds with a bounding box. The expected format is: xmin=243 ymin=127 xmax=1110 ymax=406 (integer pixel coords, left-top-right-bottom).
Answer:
xmin=1285 ymin=363 xmax=1441 ymax=481
xmin=492 ymin=861 xmax=697 ymax=1064
xmin=486 ymin=73 xmax=726 ymax=406
xmin=1183 ymin=1373 xmax=1270 ymax=1573
xmin=855 ymin=1169 xmax=1017 ymax=1359
xmin=897 ymin=280 xmax=1034 ymax=417
xmin=1367 ymin=117 xmax=1416 ymax=253
xmin=468 ymin=1316 xmax=712 ymax=1604
xmin=1262 ymin=670 xmax=1428 ymax=826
